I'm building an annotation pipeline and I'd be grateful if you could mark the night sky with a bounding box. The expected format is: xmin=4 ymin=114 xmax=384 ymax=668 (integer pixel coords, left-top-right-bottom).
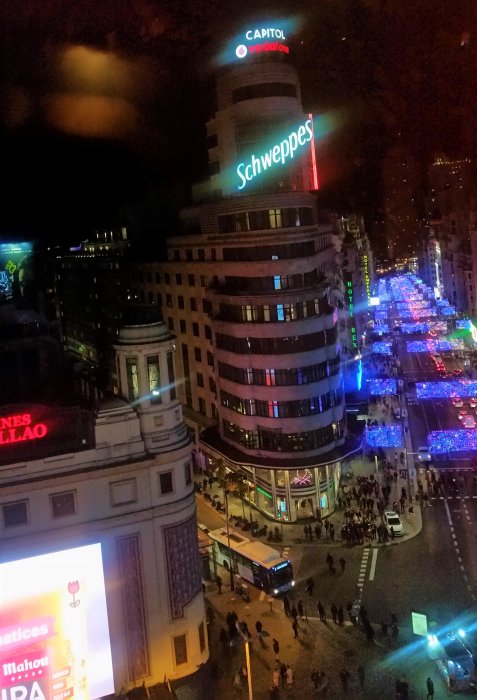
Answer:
xmin=1 ymin=0 xmax=476 ymax=246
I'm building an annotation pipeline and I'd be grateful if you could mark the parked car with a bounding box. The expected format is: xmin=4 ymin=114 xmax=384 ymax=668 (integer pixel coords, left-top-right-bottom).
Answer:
xmin=383 ymin=510 xmax=404 ymax=537
xmin=462 ymin=415 xmax=476 ymax=429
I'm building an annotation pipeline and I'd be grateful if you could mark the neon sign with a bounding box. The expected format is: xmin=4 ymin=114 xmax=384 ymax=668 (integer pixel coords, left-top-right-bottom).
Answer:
xmin=363 ymin=255 xmax=371 ymax=303
xmin=235 ymin=27 xmax=289 ymax=60
xmin=0 ymin=413 xmax=48 ymax=446
xmin=345 ymin=277 xmax=358 ymax=349
xmin=237 ymin=118 xmax=314 ymax=190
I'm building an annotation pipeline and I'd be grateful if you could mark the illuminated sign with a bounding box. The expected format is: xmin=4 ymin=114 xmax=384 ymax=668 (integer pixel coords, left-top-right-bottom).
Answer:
xmin=0 ymin=242 xmax=33 ymax=300
xmin=235 ymin=27 xmax=289 ymax=60
xmin=0 ymin=544 xmax=114 ymax=700
xmin=345 ymin=277 xmax=358 ymax=349
xmin=363 ymin=255 xmax=371 ymax=303
xmin=0 ymin=413 xmax=48 ymax=446
xmin=237 ymin=118 xmax=314 ymax=190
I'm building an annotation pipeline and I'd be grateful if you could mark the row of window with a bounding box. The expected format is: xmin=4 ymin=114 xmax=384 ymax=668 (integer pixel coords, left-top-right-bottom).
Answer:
xmin=223 ymin=270 xmax=323 ymax=293
xmin=174 ymin=621 xmax=207 ymax=667
xmin=232 ymin=82 xmax=297 ymax=104
xmin=221 ymin=387 xmax=343 ymax=418
xmin=218 ymin=357 xmax=340 ymax=386
xmin=164 ymin=294 xmax=212 ymax=314
xmin=223 ymin=241 xmax=315 ymax=262
xmin=167 ymin=318 xmax=213 ymax=343
xmin=218 ymin=207 xmax=314 ymax=234
xmin=222 ymin=419 xmax=345 ymax=452
xmin=218 ymin=298 xmax=333 ymax=324
xmin=216 ymin=326 xmax=338 ymax=355
xmin=2 ymin=466 xmax=192 ymax=528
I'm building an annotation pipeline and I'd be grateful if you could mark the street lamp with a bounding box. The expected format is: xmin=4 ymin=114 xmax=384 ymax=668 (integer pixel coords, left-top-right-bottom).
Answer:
xmin=231 ymin=621 xmax=268 ymax=700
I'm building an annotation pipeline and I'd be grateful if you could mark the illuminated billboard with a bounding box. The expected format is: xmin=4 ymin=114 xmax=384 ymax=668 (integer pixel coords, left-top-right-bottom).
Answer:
xmin=0 ymin=242 xmax=33 ymax=300
xmin=0 ymin=543 xmax=114 ymax=700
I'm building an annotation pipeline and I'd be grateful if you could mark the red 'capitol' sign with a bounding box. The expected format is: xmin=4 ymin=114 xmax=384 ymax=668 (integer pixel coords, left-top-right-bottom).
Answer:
xmin=0 ymin=413 xmax=48 ymax=447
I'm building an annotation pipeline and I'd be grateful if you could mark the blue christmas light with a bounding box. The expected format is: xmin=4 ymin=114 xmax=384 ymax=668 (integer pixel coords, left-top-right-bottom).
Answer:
xmin=372 ymin=341 xmax=392 ymax=355
xmin=416 ymin=381 xmax=477 ymax=399
xmin=365 ymin=424 xmax=403 ymax=448
xmin=428 ymin=430 xmax=477 ymax=453
xmin=367 ymin=378 xmax=397 ymax=395
xmin=406 ymin=339 xmax=463 ymax=353
xmin=457 ymin=319 xmax=471 ymax=330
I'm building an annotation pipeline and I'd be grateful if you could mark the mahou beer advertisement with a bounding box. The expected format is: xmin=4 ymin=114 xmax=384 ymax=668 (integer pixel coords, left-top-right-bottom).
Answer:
xmin=0 ymin=544 xmax=114 ymax=700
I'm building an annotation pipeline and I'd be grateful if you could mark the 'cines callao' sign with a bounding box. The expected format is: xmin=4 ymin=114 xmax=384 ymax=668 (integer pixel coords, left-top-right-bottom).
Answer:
xmin=237 ymin=118 xmax=314 ymax=191
xmin=0 ymin=413 xmax=48 ymax=446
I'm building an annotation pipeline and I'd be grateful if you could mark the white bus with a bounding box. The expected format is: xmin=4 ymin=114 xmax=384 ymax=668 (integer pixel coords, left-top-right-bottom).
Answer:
xmin=207 ymin=526 xmax=294 ymax=595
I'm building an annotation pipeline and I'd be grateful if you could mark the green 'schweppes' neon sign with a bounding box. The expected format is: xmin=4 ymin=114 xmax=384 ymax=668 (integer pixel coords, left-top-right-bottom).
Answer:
xmin=237 ymin=118 xmax=314 ymax=191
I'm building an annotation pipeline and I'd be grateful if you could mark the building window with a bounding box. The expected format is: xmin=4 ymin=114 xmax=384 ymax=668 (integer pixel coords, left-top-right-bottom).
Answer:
xmin=180 ymin=319 xmax=187 ymax=333
xmin=197 ymin=372 xmax=204 ymax=387
xmin=167 ymin=350 xmax=177 ymax=400
xmin=211 ymin=248 xmax=217 ymax=261
xmin=205 ymin=325 xmax=212 ymax=340
xmin=178 ymin=296 xmax=185 ymax=309
xmin=126 ymin=357 xmax=139 ymax=400
xmin=157 ymin=292 xmax=162 ymax=306
xmin=195 ymin=347 xmax=202 ymax=362
xmin=155 ymin=272 xmax=161 ymax=283
xmin=176 ymin=273 xmax=183 ymax=285
xmin=51 ymin=491 xmax=76 ymax=518
xmin=185 ymin=462 xmax=192 ymax=486
xmin=200 ymin=276 xmax=207 ymax=287
xmin=174 ymin=250 xmax=180 ymax=261
xmin=209 ymin=377 xmax=216 ymax=393
xmin=168 ymin=317 xmax=174 ymax=331
xmin=199 ymin=622 xmax=206 ymax=652
xmin=166 ymin=294 xmax=172 ymax=307
xmin=159 ymin=471 xmax=174 ymax=494
xmin=198 ymin=249 xmax=205 ymax=261
xmin=190 ymin=297 xmax=197 ymax=311
xmin=165 ymin=273 xmax=170 ymax=284
xmin=207 ymin=351 xmax=214 ymax=367
xmin=193 ymin=322 xmax=200 ymax=337
xmin=188 ymin=274 xmax=195 ymax=287
xmin=203 ymin=299 xmax=212 ymax=314
xmin=186 ymin=250 xmax=193 ymax=261
xmin=173 ymin=634 xmax=188 ymax=666
xmin=199 ymin=397 xmax=206 ymax=414
xmin=3 ymin=500 xmax=28 ymax=527
xmin=147 ymin=355 xmax=162 ymax=404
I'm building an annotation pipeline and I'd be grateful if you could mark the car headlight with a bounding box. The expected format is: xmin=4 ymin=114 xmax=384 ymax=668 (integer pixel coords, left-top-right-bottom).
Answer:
xmin=273 ymin=588 xmax=279 ymax=595
xmin=291 ymin=580 xmax=295 ymax=587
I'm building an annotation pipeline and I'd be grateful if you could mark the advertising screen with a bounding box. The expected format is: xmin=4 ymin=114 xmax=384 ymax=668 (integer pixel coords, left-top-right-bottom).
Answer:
xmin=0 ymin=242 xmax=33 ymax=300
xmin=0 ymin=543 xmax=114 ymax=700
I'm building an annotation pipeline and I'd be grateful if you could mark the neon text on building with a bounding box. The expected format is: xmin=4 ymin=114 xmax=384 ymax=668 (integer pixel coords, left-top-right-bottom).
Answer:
xmin=363 ymin=255 xmax=371 ymax=303
xmin=237 ymin=118 xmax=314 ymax=190
xmin=235 ymin=27 xmax=289 ymax=59
xmin=0 ymin=413 xmax=48 ymax=446
xmin=346 ymin=279 xmax=358 ymax=349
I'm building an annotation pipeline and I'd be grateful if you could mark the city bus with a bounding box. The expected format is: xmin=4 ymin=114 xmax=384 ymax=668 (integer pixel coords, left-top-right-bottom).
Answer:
xmin=207 ymin=526 xmax=294 ymax=595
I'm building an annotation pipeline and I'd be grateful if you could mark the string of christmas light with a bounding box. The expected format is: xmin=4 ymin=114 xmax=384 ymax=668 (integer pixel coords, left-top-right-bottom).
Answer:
xmin=367 ymin=378 xmax=397 ymax=395
xmin=416 ymin=381 xmax=477 ymax=399
xmin=372 ymin=342 xmax=393 ymax=355
xmin=428 ymin=430 xmax=477 ymax=453
xmin=365 ymin=424 xmax=403 ymax=448
xmin=456 ymin=319 xmax=471 ymax=330
xmin=406 ymin=339 xmax=464 ymax=353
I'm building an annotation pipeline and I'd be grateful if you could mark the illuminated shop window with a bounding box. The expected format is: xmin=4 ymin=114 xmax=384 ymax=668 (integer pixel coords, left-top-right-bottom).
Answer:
xmin=147 ymin=355 xmax=161 ymax=405
xmin=269 ymin=209 xmax=283 ymax=228
xmin=51 ymin=491 xmax=76 ymax=518
xmin=3 ymin=500 xmax=28 ymax=527
xmin=167 ymin=351 xmax=176 ymax=400
xmin=126 ymin=357 xmax=139 ymax=401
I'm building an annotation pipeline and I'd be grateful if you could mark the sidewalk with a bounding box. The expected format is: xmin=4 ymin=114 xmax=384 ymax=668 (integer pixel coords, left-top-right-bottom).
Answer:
xmin=195 ymin=449 xmax=422 ymax=550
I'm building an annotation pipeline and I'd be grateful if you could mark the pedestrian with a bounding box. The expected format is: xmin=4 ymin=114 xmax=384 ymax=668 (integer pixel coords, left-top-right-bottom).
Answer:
xmin=395 ymin=678 xmax=402 ymax=697
xmin=291 ymin=604 xmax=298 ymax=622
xmin=330 ymin=602 xmax=338 ymax=624
xmin=292 ymin=620 xmax=299 ymax=638
xmin=337 ymin=606 xmax=344 ymax=626
xmin=216 ymin=575 xmax=222 ymax=594
xmin=399 ymin=678 xmax=409 ymax=699
xmin=219 ymin=627 xmax=229 ymax=652
xmin=272 ymin=667 xmax=280 ymax=689
xmin=255 ymin=620 xmax=265 ymax=647
xmin=283 ymin=595 xmax=291 ymax=616
xmin=329 ymin=522 xmax=335 ymax=541
xmin=234 ymin=670 xmax=242 ymax=690
xmin=426 ymin=676 xmax=434 ymax=698
xmin=357 ymin=664 xmax=365 ymax=689
xmin=324 ymin=519 xmax=330 ymax=535
xmin=339 ymin=557 xmax=346 ymax=573
xmin=390 ymin=526 xmax=395 ymax=541
xmin=311 ymin=669 xmax=319 ymax=690
xmin=272 ymin=637 xmax=280 ymax=659
xmin=315 ymin=523 xmax=322 ymax=539
xmin=297 ymin=600 xmax=304 ymax=619
xmin=339 ymin=668 xmax=350 ymax=692
xmin=306 ymin=577 xmax=315 ymax=596
xmin=317 ymin=600 xmax=325 ymax=622
xmin=241 ymin=666 xmax=248 ymax=685
xmin=286 ymin=665 xmax=294 ymax=688
xmin=303 ymin=524 xmax=309 ymax=540
xmin=326 ymin=552 xmax=334 ymax=572
xmin=280 ymin=663 xmax=287 ymax=689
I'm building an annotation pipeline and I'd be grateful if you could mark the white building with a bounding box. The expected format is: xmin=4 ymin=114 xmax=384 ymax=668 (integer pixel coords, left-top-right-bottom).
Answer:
xmin=0 ymin=310 xmax=208 ymax=699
